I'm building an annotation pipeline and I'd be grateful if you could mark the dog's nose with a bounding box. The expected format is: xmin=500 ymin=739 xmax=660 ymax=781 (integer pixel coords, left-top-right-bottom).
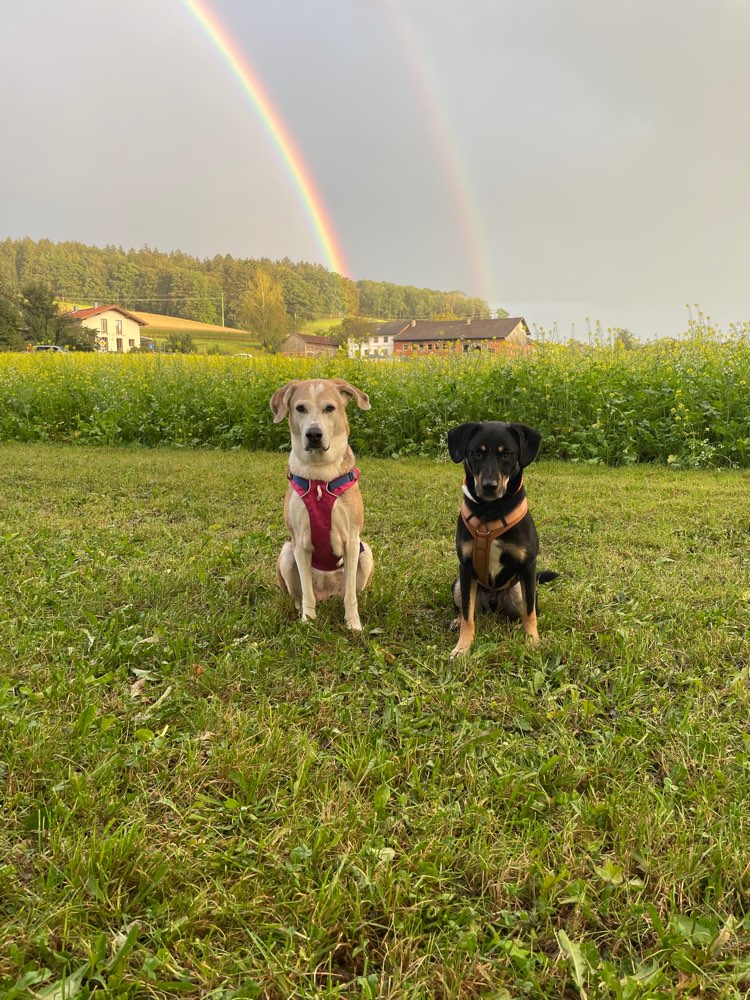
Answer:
xmin=481 ymin=480 xmax=498 ymax=493
xmin=305 ymin=426 xmax=323 ymax=446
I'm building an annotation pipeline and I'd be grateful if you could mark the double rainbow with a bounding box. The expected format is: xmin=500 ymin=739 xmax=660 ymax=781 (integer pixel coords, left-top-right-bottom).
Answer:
xmin=181 ymin=0 xmax=350 ymax=278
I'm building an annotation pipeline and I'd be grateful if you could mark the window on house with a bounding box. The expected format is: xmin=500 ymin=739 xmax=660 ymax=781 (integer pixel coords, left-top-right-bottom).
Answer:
xmin=116 ymin=338 xmax=123 ymax=353
xmin=128 ymin=339 xmax=135 ymax=350
xmin=115 ymin=319 xmax=123 ymax=336
xmin=101 ymin=318 xmax=108 ymax=333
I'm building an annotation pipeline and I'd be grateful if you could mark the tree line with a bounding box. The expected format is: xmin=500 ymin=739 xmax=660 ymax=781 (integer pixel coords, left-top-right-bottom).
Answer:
xmin=0 ymin=237 xmax=492 ymax=333
xmin=0 ymin=283 xmax=96 ymax=351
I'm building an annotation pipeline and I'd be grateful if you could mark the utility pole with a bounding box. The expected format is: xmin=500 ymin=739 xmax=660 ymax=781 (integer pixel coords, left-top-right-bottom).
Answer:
xmin=221 ymin=292 xmax=225 ymax=328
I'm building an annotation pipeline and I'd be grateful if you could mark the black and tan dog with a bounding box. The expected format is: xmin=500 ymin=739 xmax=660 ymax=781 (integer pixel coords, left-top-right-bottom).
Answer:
xmin=447 ymin=420 xmax=556 ymax=658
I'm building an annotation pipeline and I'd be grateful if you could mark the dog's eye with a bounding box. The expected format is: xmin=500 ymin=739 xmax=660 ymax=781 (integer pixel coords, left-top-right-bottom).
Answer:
xmin=295 ymin=404 xmax=306 ymax=413
xmin=471 ymin=449 xmax=483 ymax=459
xmin=323 ymin=404 xmax=336 ymax=413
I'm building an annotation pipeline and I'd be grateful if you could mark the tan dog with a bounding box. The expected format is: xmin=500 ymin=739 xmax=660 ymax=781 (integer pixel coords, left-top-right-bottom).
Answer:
xmin=270 ymin=378 xmax=374 ymax=631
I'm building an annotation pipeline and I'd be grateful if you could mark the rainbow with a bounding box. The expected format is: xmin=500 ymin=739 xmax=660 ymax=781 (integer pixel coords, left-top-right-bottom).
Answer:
xmin=380 ymin=0 xmax=495 ymax=305
xmin=180 ymin=0 xmax=349 ymax=277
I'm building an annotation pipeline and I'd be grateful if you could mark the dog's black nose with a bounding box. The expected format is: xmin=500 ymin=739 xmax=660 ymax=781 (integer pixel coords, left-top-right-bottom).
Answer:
xmin=481 ymin=480 xmax=498 ymax=493
xmin=305 ymin=426 xmax=323 ymax=446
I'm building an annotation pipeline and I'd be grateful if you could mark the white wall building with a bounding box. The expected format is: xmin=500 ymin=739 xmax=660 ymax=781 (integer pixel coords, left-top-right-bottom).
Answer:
xmin=67 ymin=305 xmax=146 ymax=353
xmin=347 ymin=321 xmax=409 ymax=359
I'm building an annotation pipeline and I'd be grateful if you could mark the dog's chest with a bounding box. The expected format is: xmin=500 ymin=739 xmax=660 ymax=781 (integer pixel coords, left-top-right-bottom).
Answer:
xmin=462 ymin=535 xmax=528 ymax=583
xmin=488 ymin=537 xmax=527 ymax=578
xmin=287 ymin=488 xmax=352 ymax=554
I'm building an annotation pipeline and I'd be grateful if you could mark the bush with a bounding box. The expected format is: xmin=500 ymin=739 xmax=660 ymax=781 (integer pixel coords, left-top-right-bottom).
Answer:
xmin=0 ymin=336 xmax=748 ymax=466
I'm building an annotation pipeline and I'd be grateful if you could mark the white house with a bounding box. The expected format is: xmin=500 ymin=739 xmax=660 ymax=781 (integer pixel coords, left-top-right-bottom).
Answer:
xmin=67 ymin=305 xmax=147 ymax=353
xmin=347 ymin=321 xmax=410 ymax=358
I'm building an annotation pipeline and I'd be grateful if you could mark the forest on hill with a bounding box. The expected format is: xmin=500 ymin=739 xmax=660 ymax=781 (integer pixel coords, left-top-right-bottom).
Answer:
xmin=0 ymin=238 xmax=492 ymax=328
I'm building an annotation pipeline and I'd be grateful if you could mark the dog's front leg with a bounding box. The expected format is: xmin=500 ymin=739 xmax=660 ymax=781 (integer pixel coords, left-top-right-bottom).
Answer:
xmin=294 ymin=541 xmax=317 ymax=621
xmin=518 ymin=560 xmax=539 ymax=641
xmin=343 ymin=531 xmax=362 ymax=632
xmin=450 ymin=564 xmax=477 ymax=658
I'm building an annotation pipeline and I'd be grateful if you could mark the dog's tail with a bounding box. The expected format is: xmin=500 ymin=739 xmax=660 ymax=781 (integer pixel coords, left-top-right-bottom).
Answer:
xmin=535 ymin=570 xmax=559 ymax=613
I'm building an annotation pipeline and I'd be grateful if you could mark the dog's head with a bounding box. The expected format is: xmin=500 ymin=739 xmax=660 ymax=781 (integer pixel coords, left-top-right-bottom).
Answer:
xmin=270 ymin=378 xmax=370 ymax=464
xmin=447 ymin=421 xmax=541 ymax=501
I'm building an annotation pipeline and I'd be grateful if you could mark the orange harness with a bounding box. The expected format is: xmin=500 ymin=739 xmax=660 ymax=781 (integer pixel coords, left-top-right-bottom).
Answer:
xmin=460 ymin=479 xmax=528 ymax=590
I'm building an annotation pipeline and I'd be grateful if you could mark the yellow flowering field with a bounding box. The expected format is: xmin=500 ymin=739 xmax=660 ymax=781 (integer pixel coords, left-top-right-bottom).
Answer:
xmin=1 ymin=339 xmax=749 ymax=466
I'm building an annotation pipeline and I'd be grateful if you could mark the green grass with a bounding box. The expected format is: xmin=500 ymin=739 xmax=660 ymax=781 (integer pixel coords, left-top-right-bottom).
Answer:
xmin=298 ymin=318 xmax=345 ymax=335
xmin=143 ymin=328 xmax=260 ymax=354
xmin=1 ymin=445 xmax=750 ymax=997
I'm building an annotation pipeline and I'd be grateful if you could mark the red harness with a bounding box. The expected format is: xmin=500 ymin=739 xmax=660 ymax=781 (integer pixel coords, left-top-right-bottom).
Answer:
xmin=288 ymin=468 xmax=360 ymax=572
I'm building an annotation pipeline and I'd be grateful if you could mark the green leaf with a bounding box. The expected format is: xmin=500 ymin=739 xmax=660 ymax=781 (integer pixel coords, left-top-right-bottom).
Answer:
xmin=36 ymin=963 xmax=88 ymax=1000
xmin=72 ymin=704 xmax=97 ymax=738
xmin=374 ymin=783 xmax=391 ymax=818
xmin=557 ymin=930 xmax=588 ymax=999
xmin=108 ymin=923 xmax=140 ymax=974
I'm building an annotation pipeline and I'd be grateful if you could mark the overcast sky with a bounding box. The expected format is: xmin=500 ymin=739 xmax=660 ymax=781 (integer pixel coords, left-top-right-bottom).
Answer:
xmin=2 ymin=0 xmax=750 ymax=337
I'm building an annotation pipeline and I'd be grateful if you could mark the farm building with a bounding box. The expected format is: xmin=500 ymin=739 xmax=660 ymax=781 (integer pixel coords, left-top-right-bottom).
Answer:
xmin=347 ymin=321 xmax=410 ymax=358
xmin=67 ymin=305 xmax=146 ymax=353
xmin=279 ymin=333 xmax=339 ymax=357
xmin=393 ymin=317 xmax=532 ymax=355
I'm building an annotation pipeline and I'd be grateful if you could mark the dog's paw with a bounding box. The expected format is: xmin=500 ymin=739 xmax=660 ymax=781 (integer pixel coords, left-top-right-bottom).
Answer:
xmin=449 ymin=616 xmax=460 ymax=631
xmin=345 ymin=615 xmax=363 ymax=633
xmin=449 ymin=642 xmax=470 ymax=659
xmin=301 ymin=608 xmax=317 ymax=622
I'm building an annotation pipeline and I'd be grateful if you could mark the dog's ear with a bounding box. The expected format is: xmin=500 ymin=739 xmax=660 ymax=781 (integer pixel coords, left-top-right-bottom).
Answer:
xmin=269 ymin=381 xmax=300 ymax=423
xmin=331 ymin=379 xmax=371 ymax=410
xmin=447 ymin=422 xmax=479 ymax=463
xmin=508 ymin=423 xmax=541 ymax=467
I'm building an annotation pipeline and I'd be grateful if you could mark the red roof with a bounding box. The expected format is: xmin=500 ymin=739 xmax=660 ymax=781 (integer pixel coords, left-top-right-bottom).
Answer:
xmin=67 ymin=305 xmax=147 ymax=326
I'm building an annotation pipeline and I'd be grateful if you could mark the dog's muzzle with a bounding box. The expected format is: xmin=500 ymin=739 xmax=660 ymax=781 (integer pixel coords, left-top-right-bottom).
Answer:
xmin=304 ymin=425 xmax=328 ymax=451
xmin=479 ymin=477 xmax=507 ymax=500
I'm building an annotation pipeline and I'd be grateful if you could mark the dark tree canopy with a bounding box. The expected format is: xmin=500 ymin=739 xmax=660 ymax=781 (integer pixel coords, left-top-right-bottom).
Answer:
xmin=21 ymin=282 xmax=96 ymax=351
xmin=0 ymin=238 xmax=495 ymax=330
xmin=0 ymin=289 xmax=23 ymax=351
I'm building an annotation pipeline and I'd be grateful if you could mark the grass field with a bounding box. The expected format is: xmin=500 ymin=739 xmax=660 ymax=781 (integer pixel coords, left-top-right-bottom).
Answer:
xmin=1 ymin=445 xmax=749 ymax=997
xmin=129 ymin=314 xmax=259 ymax=355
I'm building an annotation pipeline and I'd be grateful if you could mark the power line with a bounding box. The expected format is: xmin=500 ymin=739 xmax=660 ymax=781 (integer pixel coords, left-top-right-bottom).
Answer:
xmin=58 ymin=293 xmax=226 ymax=326
xmin=58 ymin=294 xmax=222 ymax=302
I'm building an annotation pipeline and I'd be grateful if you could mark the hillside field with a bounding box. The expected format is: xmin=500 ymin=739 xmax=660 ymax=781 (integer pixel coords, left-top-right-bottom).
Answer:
xmin=130 ymin=312 xmax=259 ymax=354
xmin=1 ymin=445 xmax=749 ymax=997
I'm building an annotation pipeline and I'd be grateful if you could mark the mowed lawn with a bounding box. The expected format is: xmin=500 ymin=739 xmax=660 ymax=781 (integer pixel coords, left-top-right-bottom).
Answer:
xmin=1 ymin=445 xmax=749 ymax=998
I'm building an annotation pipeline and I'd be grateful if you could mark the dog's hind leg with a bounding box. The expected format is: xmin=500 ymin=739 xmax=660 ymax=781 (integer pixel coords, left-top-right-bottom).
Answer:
xmin=450 ymin=567 xmax=477 ymax=658
xmin=277 ymin=542 xmax=301 ymax=609
xmin=356 ymin=542 xmax=374 ymax=591
xmin=343 ymin=531 xmax=363 ymax=632
xmin=450 ymin=577 xmax=461 ymax=629
xmin=518 ymin=561 xmax=539 ymax=642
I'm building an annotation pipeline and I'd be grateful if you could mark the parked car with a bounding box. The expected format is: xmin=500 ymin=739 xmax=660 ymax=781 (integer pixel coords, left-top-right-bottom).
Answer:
xmin=33 ymin=344 xmax=65 ymax=353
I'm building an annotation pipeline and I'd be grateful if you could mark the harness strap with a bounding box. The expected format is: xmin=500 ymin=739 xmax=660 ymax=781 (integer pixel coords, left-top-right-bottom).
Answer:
xmin=460 ymin=494 xmax=529 ymax=589
xmin=288 ymin=468 xmax=358 ymax=495
xmin=287 ymin=467 xmax=362 ymax=572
